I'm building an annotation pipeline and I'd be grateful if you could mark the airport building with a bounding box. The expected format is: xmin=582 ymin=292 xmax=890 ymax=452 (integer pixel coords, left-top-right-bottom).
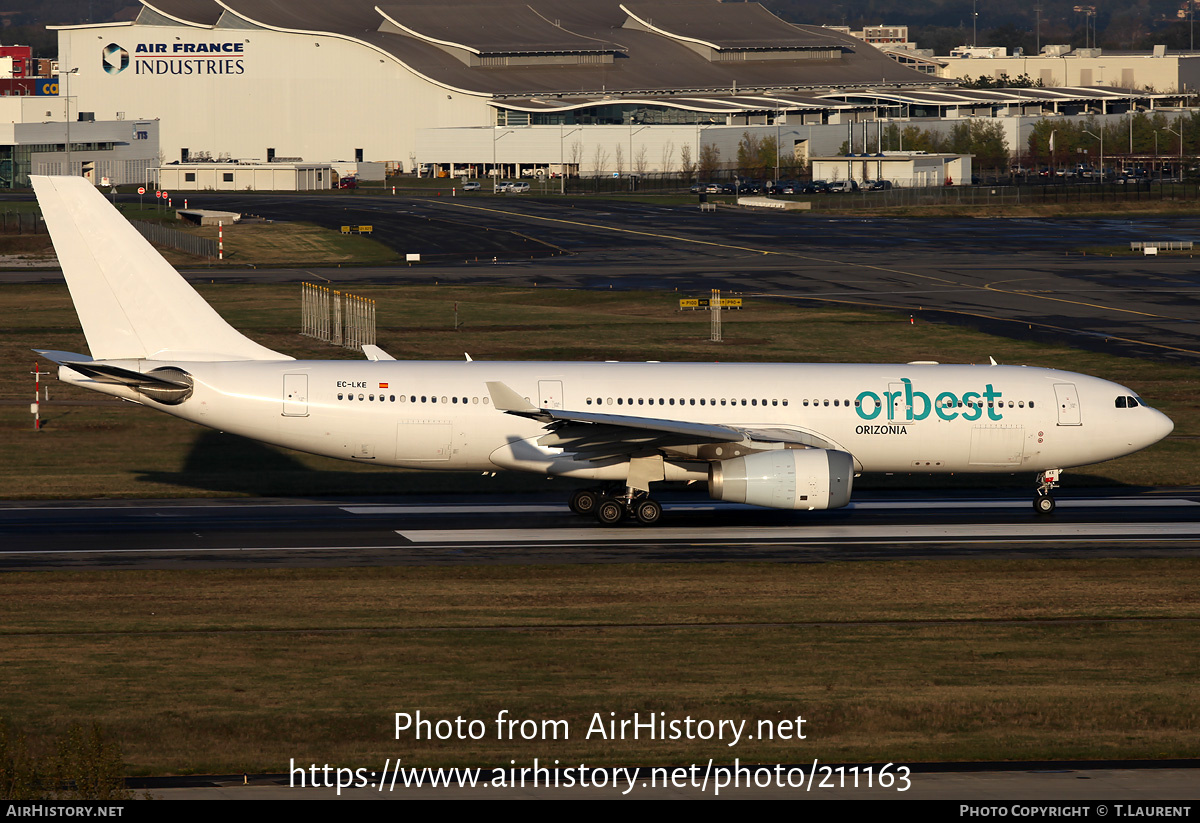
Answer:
xmin=52 ymin=0 xmax=954 ymax=177
xmin=812 ymin=152 xmax=972 ymax=188
xmin=0 ymin=96 xmax=159 ymax=188
xmin=939 ymin=46 xmax=1200 ymax=94
xmin=157 ymin=161 xmax=331 ymax=191
xmin=48 ymin=1 xmax=1200 ymax=183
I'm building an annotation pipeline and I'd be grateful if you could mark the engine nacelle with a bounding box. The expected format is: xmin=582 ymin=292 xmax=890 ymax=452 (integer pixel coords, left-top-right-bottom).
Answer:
xmin=708 ymin=448 xmax=854 ymax=510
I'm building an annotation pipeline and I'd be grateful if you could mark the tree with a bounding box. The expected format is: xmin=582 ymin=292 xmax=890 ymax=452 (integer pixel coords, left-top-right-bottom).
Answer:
xmin=660 ymin=140 xmax=675 ymax=174
xmin=634 ymin=144 xmax=649 ymax=175
xmin=736 ymin=132 xmax=780 ymax=175
xmin=737 ymin=132 xmax=763 ymax=169
xmin=698 ymin=143 xmax=721 ymax=177
xmin=949 ymin=120 xmax=1009 ymax=170
xmin=614 ymin=143 xmax=625 ymax=176
xmin=591 ymin=144 xmax=610 ymax=177
xmin=569 ymin=140 xmax=584 ymax=177
xmin=680 ymin=143 xmax=695 ymax=178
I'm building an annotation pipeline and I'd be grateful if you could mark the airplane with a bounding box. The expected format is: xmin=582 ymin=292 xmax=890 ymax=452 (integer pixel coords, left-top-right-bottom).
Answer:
xmin=31 ymin=175 xmax=1174 ymax=524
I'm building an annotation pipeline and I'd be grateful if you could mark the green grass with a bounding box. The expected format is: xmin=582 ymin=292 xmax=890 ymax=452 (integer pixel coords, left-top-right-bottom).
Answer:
xmin=3 ymin=285 xmax=1196 ymax=498
xmin=1 ymin=560 xmax=1196 ymax=772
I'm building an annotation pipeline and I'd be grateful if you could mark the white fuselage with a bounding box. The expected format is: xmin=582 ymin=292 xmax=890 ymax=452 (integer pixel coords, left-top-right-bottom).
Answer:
xmin=62 ymin=359 xmax=1173 ymax=482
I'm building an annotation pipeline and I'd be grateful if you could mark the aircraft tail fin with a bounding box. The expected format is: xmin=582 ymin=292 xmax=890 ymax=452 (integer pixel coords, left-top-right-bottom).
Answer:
xmin=32 ymin=175 xmax=290 ymax=362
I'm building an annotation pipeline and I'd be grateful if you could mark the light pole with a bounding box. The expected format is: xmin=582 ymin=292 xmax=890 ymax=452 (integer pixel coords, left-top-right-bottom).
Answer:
xmin=559 ymin=124 xmax=580 ymax=195
xmin=629 ymin=123 xmax=648 ymax=190
xmin=63 ymin=67 xmax=78 ymax=176
xmin=1161 ymin=123 xmax=1183 ymax=177
xmin=492 ymin=127 xmax=513 ymax=192
xmin=1083 ymin=129 xmax=1104 ymax=180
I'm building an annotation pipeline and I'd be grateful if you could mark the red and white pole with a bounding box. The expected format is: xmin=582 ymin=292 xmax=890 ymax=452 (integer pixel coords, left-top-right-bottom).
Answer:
xmin=31 ymin=361 xmax=49 ymax=431
xmin=218 ymin=221 xmax=224 ymax=260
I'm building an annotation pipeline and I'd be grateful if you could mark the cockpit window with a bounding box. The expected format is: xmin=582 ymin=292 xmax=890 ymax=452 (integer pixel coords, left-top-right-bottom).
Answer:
xmin=1116 ymin=395 xmax=1141 ymax=409
xmin=1116 ymin=396 xmax=1127 ymax=408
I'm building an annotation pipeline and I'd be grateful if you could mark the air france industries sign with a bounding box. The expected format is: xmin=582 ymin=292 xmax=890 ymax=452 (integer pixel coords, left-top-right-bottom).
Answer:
xmin=106 ymin=41 xmax=247 ymax=76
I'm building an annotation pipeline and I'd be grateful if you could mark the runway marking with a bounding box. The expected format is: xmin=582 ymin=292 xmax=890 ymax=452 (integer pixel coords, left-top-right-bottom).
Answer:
xmin=0 ymin=503 xmax=324 ymax=512
xmin=398 ymin=522 xmax=1200 ymax=543
xmin=341 ymin=498 xmax=1198 ymax=515
xmin=341 ymin=504 xmax=565 ymax=514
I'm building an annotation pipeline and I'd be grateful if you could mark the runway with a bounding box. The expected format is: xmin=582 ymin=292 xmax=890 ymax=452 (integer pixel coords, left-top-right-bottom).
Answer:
xmin=4 ymin=489 xmax=1200 ymax=570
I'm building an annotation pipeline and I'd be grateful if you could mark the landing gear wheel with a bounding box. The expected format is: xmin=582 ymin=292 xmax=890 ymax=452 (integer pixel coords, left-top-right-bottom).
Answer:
xmin=569 ymin=489 xmax=600 ymax=516
xmin=1034 ymin=494 xmax=1056 ymax=515
xmin=634 ymin=498 xmax=662 ymax=525
xmin=595 ymin=499 xmax=625 ymax=526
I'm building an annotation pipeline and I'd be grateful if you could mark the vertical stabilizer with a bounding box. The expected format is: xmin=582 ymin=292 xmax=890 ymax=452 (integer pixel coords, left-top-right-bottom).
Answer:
xmin=32 ymin=176 xmax=290 ymax=361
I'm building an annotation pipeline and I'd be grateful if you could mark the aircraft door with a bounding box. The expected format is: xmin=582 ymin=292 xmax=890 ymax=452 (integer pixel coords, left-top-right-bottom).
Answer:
xmin=283 ymin=373 xmax=309 ymax=417
xmin=1053 ymin=383 xmax=1082 ymax=425
xmin=888 ymin=382 xmax=912 ymax=422
xmin=539 ymin=380 xmax=564 ymax=410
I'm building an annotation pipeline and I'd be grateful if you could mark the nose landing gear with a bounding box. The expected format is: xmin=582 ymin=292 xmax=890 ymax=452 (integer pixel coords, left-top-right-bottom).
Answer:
xmin=1033 ymin=469 xmax=1060 ymax=515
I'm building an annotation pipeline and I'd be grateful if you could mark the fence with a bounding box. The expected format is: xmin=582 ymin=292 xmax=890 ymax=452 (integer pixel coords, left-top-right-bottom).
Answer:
xmin=301 ymin=282 xmax=376 ymax=350
xmin=0 ymin=211 xmax=45 ymax=234
xmin=799 ymin=180 xmax=1200 ymax=211
xmin=558 ymin=168 xmax=1200 ymax=207
xmin=1131 ymin=241 xmax=1194 ymax=251
xmin=131 ymin=220 xmax=218 ymax=258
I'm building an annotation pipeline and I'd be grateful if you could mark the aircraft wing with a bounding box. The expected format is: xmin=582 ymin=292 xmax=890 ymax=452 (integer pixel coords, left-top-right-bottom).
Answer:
xmin=485 ymin=381 xmax=849 ymax=462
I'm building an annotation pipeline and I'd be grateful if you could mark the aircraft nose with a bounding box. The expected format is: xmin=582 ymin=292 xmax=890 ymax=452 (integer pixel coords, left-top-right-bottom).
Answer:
xmin=1137 ymin=407 xmax=1174 ymax=448
xmin=1153 ymin=409 xmax=1175 ymax=442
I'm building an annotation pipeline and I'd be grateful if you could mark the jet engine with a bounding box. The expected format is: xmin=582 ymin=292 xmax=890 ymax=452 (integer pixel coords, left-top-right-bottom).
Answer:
xmin=708 ymin=448 xmax=854 ymax=510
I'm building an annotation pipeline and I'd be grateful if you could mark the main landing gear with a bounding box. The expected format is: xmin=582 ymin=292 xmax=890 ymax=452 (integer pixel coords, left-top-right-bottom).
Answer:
xmin=1034 ymin=469 xmax=1061 ymax=515
xmin=569 ymin=487 xmax=662 ymax=526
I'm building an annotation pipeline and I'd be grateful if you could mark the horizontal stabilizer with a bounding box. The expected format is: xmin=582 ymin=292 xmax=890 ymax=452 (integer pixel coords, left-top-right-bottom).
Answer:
xmin=33 ymin=349 xmax=93 ymax=365
xmin=59 ymin=360 xmax=191 ymax=389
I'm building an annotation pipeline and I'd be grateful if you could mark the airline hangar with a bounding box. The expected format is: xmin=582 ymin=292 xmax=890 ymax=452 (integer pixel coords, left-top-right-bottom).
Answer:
xmin=53 ymin=0 xmax=947 ymax=175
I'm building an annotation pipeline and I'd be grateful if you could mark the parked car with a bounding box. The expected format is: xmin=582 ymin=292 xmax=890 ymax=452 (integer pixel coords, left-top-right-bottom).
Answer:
xmin=461 ymin=181 xmax=481 ymax=191
xmin=867 ymin=179 xmax=893 ymax=191
xmin=826 ymin=180 xmax=860 ymax=193
xmin=338 ymin=176 xmax=357 ymax=189
xmin=801 ymin=180 xmax=830 ymax=194
xmin=507 ymin=181 xmax=530 ymax=193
